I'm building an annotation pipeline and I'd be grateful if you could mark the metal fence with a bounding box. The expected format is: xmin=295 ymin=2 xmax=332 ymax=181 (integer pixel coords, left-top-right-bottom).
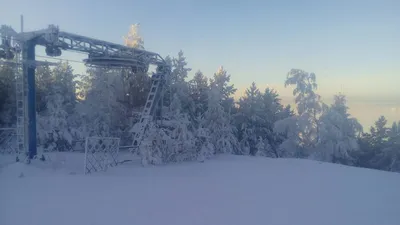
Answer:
xmin=84 ymin=136 xmax=120 ymax=174
xmin=0 ymin=128 xmax=18 ymax=154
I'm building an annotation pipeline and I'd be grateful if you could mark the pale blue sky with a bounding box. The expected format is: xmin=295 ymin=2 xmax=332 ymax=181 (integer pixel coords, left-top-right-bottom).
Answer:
xmin=1 ymin=0 xmax=399 ymax=127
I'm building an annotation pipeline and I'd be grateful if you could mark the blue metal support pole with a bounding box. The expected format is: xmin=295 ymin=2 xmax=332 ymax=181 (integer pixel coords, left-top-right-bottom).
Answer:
xmin=25 ymin=40 xmax=37 ymax=159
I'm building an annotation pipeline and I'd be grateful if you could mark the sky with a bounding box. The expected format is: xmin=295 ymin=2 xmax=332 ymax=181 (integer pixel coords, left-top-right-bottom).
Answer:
xmin=1 ymin=0 xmax=399 ymax=128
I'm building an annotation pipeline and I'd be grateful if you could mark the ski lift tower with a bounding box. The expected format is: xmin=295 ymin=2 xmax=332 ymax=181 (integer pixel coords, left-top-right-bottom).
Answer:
xmin=0 ymin=22 xmax=170 ymax=160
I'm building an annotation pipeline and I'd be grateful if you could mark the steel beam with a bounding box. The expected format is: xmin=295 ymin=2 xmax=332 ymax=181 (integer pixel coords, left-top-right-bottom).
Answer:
xmin=23 ymin=40 xmax=37 ymax=159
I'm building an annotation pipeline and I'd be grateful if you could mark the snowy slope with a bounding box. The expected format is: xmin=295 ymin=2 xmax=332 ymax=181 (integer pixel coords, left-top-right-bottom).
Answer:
xmin=1 ymin=153 xmax=399 ymax=225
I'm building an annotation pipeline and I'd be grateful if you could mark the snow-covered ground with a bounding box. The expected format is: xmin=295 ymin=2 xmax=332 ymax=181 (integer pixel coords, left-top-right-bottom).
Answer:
xmin=1 ymin=153 xmax=400 ymax=225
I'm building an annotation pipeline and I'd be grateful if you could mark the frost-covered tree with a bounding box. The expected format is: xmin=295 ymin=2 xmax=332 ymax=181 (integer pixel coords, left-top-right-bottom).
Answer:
xmin=274 ymin=69 xmax=322 ymax=158
xmin=51 ymin=62 xmax=77 ymax=113
xmin=235 ymin=82 xmax=265 ymax=155
xmin=165 ymin=93 xmax=196 ymax=162
xmin=166 ymin=51 xmax=195 ymax=120
xmin=140 ymin=92 xmax=197 ymax=165
xmin=274 ymin=116 xmax=302 ymax=157
xmin=260 ymin=88 xmax=294 ymax=157
xmin=140 ymin=122 xmax=169 ymax=166
xmin=36 ymin=62 xmax=79 ymax=152
xmin=35 ymin=64 xmax=53 ymax=113
xmin=37 ymin=89 xmax=71 ymax=151
xmin=200 ymin=81 xmax=239 ymax=154
xmin=209 ymin=66 xmax=237 ymax=114
xmin=233 ymin=82 xmax=292 ymax=157
xmin=194 ymin=121 xmax=215 ymax=162
xmin=354 ymin=116 xmax=392 ymax=170
xmin=315 ymin=94 xmax=363 ymax=164
xmin=123 ymin=23 xmax=144 ymax=49
xmin=76 ymin=68 xmax=126 ymax=138
xmin=357 ymin=117 xmax=400 ymax=172
xmin=285 ymin=69 xmax=322 ymax=149
xmin=255 ymin=136 xmax=271 ymax=157
xmin=370 ymin=116 xmax=390 ymax=147
xmin=189 ymin=70 xmax=209 ymax=118
xmin=378 ymin=121 xmax=400 ymax=171
xmin=120 ymin=69 xmax=151 ymax=109
xmin=171 ymin=50 xmax=191 ymax=85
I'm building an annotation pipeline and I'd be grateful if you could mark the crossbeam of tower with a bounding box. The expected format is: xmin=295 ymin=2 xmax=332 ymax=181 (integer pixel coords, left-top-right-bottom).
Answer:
xmin=0 ymin=23 xmax=170 ymax=159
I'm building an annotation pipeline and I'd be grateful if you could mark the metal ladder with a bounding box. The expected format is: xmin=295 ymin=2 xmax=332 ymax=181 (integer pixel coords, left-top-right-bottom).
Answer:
xmin=14 ymin=45 xmax=25 ymax=155
xmin=131 ymin=71 xmax=165 ymax=151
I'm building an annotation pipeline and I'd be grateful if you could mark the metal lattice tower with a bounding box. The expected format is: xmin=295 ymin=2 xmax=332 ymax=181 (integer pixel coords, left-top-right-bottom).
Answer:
xmin=0 ymin=25 xmax=26 ymax=155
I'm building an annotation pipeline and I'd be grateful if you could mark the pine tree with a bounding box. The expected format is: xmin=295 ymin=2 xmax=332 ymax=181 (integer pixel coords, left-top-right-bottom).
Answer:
xmin=209 ymin=66 xmax=237 ymax=114
xmin=120 ymin=69 xmax=151 ymax=109
xmin=261 ymin=88 xmax=293 ymax=157
xmin=189 ymin=70 xmax=209 ymax=118
xmin=36 ymin=62 xmax=79 ymax=152
xmin=123 ymin=23 xmax=144 ymax=49
xmin=201 ymin=82 xmax=239 ymax=154
xmin=171 ymin=50 xmax=191 ymax=85
xmin=166 ymin=93 xmax=196 ymax=162
xmin=382 ymin=121 xmax=400 ymax=171
xmin=371 ymin=118 xmax=400 ymax=171
xmin=194 ymin=121 xmax=215 ymax=162
xmin=354 ymin=116 xmax=394 ymax=170
xmin=140 ymin=122 xmax=165 ymax=166
xmin=35 ymin=64 xmax=53 ymax=113
xmin=371 ymin=116 xmax=389 ymax=147
xmin=166 ymin=51 xmax=194 ymax=119
xmin=235 ymin=82 xmax=264 ymax=155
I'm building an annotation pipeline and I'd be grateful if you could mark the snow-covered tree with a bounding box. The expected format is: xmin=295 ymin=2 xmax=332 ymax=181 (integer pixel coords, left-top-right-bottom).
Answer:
xmin=171 ymin=50 xmax=191 ymax=85
xmin=51 ymin=62 xmax=77 ymax=113
xmin=36 ymin=62 xmax=79 ymax=152
xmin=194 ymin=121 xmax=215 ymax=162
xmin=360 ymin=118 xmax=400 ymax=172
xmin=314 ymin=94 xmax=363 ymax=164
xmin=37 ymin=90 xmax=71 ymax=151
xmin=140 ymin=122 xmax=168 ymax=166
xmin=235 ymin=82 xmax=265 ymax=155
xmin=76 ymin=68 xmax=126 ymax=138
xmin=139 ymin=92 xmax=197 ymax=165
xmin=189 ymin=70 xmax=209 ymax=118
xmin=354 ymin=116 xmax=393 ymax=170
xmin=260 ymin=88 xmax=293 ymax=157
xmin=274 ymin=116 xmax=303 ymax=157
xmin=274 ymin=69 xmax=322 ymax=158
xmin=166 ymin=51 xmax=195 ymax=120
xmin=285 ymin=69 xmax=322 ymax=149
xmin=123 ymin=23 xmax=144 ymax=49
xmin=201 ymin=82 xmax=239 ymax=154
xmin=257 ymin=136 xmax=276 ymax=157
xmin=165 ymin=93 xmax=196 ymax=162
xmin=120 ymin=69 xmax=151 ymax=109
xmin=370 ymin=116 xmax=390 ymax=147
xmin=35 ymin=64 xmax=53 ymax=113
xmin=209 ymin=66 xmax=237 ymax=113
xmin=378 ymin=121 xmax=400 ymax=171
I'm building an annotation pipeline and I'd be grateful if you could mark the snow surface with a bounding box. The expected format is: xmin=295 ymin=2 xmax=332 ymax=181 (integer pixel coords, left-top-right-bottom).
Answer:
xmin=1 ymin=153 xmax=400 ymax=225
